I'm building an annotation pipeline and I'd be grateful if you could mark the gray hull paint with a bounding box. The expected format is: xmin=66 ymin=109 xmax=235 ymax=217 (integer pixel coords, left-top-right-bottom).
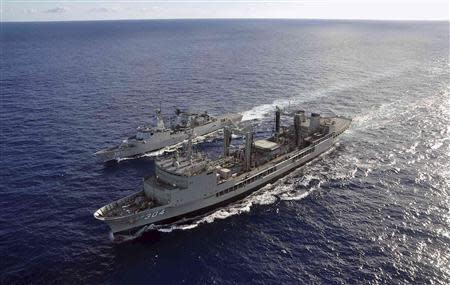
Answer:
xmin=100 ymin=134 xmax=336 ymax=234
xmin=96 ymin=114 xmax=241 ymax=162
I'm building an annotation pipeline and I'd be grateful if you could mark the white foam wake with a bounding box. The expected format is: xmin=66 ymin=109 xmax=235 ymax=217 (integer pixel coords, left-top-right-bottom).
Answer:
xmin=241 ymin=67 xmax=411 ymax=121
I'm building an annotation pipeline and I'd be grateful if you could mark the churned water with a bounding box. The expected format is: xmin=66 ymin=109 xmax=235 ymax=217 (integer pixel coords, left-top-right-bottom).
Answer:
xmin=1 ymin=19 xmax=449 ymax=284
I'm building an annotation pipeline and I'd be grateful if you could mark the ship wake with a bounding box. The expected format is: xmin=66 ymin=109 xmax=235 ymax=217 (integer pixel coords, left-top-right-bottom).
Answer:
xmin=241 ymin=66 xmax=412 ymax=121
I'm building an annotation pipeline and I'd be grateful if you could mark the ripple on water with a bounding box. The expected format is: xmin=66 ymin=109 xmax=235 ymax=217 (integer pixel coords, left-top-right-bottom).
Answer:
xmin=1 ymin=20 xmax=450 ymax=285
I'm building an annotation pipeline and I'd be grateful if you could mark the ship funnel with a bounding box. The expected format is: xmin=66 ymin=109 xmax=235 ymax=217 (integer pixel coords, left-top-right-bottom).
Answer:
xmin=298 ymin=110 xmax=306 ymax=122
xmin=186 ymin=129 xmax=194 ymax=160
xmin=310 ymin=113 xmax=320 ymax=133
xmin=156 ymin=109 xmax=165 ymax=130
xmin=244 ymin=131 xmax=253 ymax=171
xmin=223 ymin=126 xmax=232 ymax=157
xmin=294 ymin=113 xmax=303 ymax=146
xmin=275 ymin=107 xmax=281 ymax=134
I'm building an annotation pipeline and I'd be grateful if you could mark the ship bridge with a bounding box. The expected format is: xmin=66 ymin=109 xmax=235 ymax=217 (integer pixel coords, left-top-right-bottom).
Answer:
xmin=152 ymin=154 xmax=214 ymax=191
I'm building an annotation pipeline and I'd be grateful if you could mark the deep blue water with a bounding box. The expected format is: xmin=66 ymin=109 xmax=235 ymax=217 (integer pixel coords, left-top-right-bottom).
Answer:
xmin=1 ymin=19 xmax=449 ymax=284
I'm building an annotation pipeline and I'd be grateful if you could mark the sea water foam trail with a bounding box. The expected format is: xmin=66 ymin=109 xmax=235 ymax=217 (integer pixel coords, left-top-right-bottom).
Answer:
xmin=241 ymin=66 xmax=413 ymax=121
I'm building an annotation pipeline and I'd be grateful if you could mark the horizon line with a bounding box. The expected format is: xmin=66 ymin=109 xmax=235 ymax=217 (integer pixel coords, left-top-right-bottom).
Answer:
xmin=2 ymin=17 xmax=449 ymax=24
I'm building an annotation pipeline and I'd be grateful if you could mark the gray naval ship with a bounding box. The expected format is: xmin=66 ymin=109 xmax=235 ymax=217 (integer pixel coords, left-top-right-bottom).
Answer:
xmin=95 ymin=109 xmax=243 ymax=162
xmin=94 ymin=109 xmax=351 ymax=236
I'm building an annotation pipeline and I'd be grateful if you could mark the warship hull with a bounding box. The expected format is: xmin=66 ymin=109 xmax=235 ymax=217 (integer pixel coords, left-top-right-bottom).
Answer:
xmin=95 ymin=113 xmax=242 ymax=162
xmin=95 ymin=132 xmax=187 ymax=162
xmin=96 ymin=127 xmax=346 ymax=235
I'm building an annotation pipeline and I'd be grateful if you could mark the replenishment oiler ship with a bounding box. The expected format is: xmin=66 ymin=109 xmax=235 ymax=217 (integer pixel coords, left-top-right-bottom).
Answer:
xmin=95 ymin=109 xmax=242 ymax=162
xmin=94 ymin=109 xmax=351 ymax=237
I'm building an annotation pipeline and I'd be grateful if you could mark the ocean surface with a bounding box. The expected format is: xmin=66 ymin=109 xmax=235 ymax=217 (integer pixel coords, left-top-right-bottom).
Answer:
xmin=1 ymin=19 xmax=449 ymax=284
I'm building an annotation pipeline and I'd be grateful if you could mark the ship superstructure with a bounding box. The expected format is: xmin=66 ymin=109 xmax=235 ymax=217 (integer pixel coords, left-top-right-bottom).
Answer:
xmin=94 ymin=109 xmax=351 ymax=236
xmin=95 ymin=109 xmax=242 ymax=162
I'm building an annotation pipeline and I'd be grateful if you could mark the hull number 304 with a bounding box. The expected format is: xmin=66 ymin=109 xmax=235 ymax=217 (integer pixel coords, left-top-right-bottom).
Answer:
xmin=144 ymin=209 xmax=166 ymax=220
